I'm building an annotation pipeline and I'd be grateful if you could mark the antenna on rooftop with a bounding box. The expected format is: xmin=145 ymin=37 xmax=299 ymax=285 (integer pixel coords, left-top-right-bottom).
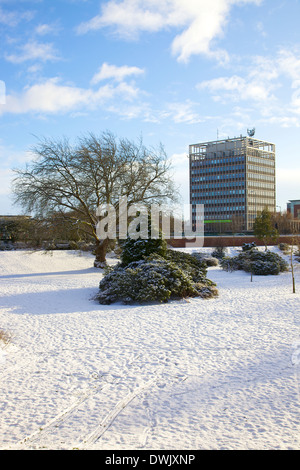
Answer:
xmin=247 ymin=127 xmax=255 ymax=137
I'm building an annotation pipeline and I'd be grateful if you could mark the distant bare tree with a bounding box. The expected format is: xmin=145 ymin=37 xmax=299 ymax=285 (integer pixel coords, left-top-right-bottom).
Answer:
xmin=13 ymin=131 xmax=177 ymax=266
xmin=228 ymin=215 xmax=245 ymax=234
xmin=272 ymin=211 xmax=294 ymax=234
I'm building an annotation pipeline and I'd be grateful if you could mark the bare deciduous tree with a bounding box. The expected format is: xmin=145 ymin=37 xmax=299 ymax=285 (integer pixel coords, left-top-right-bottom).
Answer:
xmin=12 ymin=131 xmax=177 ymax=266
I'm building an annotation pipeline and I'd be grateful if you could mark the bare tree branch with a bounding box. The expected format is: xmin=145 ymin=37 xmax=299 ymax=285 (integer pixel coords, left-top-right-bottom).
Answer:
xmin=12 ymin=131 xmax=178 ymax=265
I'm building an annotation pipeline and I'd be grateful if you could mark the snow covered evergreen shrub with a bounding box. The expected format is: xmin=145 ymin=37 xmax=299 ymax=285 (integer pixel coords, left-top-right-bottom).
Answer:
xmin=220 ymin=249 xmax=288 ymax=275
xmin=120 ymin=236 xmax=167 ymax=266
xmin=219 ymin=257 xmax=239 ymax=272
xmin=250 ymin=260 xmax=280 ymax=275
xmin=96 ymin=251 xmax=218 ymax=304
xmin=191 ymin=251 xmax=219 ymax=267
xmin=163 ymin=249 xmax=208 ymax=282
xmin=96 ymin=229 xmax=218 ymax=304
xmin=120 ymin=219 xmax=167 ymax=266
xmin=204 ymin=257 xmax=219 ymax=267
xmin=211 ymin=246 xmax=227 ymax=260
xmin=242 ymin=242 xmax=256 ymax=251
xmin=0 ymin=241 xmax=14 ymax=251
xmin=278 ymin=242 xmax=290 ymax=253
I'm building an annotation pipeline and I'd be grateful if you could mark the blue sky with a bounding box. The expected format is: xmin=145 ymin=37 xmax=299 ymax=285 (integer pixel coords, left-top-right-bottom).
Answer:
xmin=1 ymin=0 xmax=300 ymax=215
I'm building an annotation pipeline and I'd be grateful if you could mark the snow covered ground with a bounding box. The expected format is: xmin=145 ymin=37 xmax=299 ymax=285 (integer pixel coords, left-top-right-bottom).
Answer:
xmin=0 ymin=247 xmax=299 ymax=450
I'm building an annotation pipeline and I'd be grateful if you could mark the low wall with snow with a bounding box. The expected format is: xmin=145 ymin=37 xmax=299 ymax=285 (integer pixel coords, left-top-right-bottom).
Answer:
xmin=168 ymin=235 xmax=300 ymax=248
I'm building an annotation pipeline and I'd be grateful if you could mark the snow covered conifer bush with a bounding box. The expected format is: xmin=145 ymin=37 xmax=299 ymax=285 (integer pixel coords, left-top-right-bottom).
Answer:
xmin=120 ymin=237 xmax=167 ymax=266
xmin=191 ymin=251 xmax=219 ymax=267
xmin=120 ymin=219 xmax=167 ymax=266
xmin=96 ymin=248 xmax=218 ymax=305
xmin=278 ymin=243 xmax=290 ymax=253
xmin=242 ymin=242 xmax=256 ymax=251
xmin=219 ymin=256 xmax=239 ymax=272
xmin=164 ymin=249 xmax=208 ymax=282
xmin=96 ymin=224 xmax=218 ymax=304
xmin=220 ymin=249 xmax=288 ymax=275
xmin=211 ymin=246 xmax=227 ymax=260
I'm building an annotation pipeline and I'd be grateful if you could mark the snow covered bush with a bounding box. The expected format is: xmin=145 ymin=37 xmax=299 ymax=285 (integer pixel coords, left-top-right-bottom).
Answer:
xmin=278 ymin=242 xmax=290 ymax=253
xmin=242 ymin=242 xmax=256 ymax=251
xmin=120 ymin=219 xmax=167 ymax=266
xmin=0 ymin=241 xmax=14 ymax=251
xmin=191 ymin=251 xmax=219 ymax=267
xmin=219 ymin=256 xmax=240 ymax=272
xmin=96 ymin=251 xmax=218 ymax=304
xmin=96 ymin=227 xmax=218 ymax=304
xmin=211 ymin=246 xmax=227 ymax=260
xmin=163 ymin=249 xmax=208 ymax=281
xmin=220 ymin=249 xmax=288 ymax=275
xmin=120 ymin=236 xmax=167 ymax=266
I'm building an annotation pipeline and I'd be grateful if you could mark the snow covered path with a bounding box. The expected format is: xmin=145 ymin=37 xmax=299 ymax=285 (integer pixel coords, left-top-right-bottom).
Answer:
xmin=0 ymin=249 xmax=299 ymax=450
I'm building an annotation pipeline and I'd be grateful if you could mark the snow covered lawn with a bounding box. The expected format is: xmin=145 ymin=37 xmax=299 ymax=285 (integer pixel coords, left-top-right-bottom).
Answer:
xmin=0 ymin=248 xmax=299 ymax=450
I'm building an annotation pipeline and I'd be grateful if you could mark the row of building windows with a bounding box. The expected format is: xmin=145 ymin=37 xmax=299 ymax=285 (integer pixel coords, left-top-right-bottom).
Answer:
xmin=191 ymin=155 xmax=245 ymax=166
xmin=191 ymin=165 xmax=274 ymax=178
xmin=247 ymin=156 xmax=275 ymax=166
xmin=247 ymin=164 xmax=275 ymax=174
xmin=247 ymin=148 xmax=275 ymax=159
xmin=248 ymin=173 xmax=275 ymax=182
xmin=191 ymin=189 xmax=245 ymax=196
xmin=248 ymin=198 xmax=275 ymax=207
xmin=190 ymin=150 xmax=246 ymax=160
xmin=191 ymin=165 xmax=245 ymax=175
xmin=192 ymin=197 xmax=245 ymax=205
xmin=248 ymin=181 xmax=275 ymax=189
xmin=248 ymin=190 xmax=275 ymax=198
xmin=192 ymin=180 xmax=245 ymax=188
xmin=190 ymin=173 xmax=245 ymax=182
xmin=203 ymin=207 xmax=246 ymax=214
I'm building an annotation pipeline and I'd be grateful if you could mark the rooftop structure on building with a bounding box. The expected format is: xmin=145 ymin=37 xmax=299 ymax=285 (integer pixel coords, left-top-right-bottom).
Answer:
xmin=189 ymin=133 xmax=276 ymax=233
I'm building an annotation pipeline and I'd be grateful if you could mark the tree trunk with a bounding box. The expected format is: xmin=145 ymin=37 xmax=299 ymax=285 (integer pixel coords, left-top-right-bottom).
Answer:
xmin=291 ymin=244 xmax=296 ymax=294
xmin=94 ymin=238 xmax=109 ymax=268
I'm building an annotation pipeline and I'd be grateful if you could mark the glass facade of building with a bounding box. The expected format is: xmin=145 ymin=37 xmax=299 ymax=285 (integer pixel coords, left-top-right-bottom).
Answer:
xmin=189 ymin=136 xmax=276 ymax=232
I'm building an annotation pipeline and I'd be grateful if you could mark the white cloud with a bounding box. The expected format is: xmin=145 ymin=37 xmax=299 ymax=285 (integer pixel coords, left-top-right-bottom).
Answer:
xmin=165 ymin=100 xmax=203 ymax=124
xmin=197 ymin=74 xmax=276 ymax=103
xmin=275 ymin=48 xmax=300 ymax=114
xmin=290 ymin=88 xmax=300 ymax=114
xmin=35 ymin=23 xmax=59 ymax=36
xmin=0 ymin=80 xmax=5 ymax=105
xmin=0 ymin=7 xmax=34 ymax=27
xmin=77 ymin=0 xmax=170 ymax=36
xmin=277 ymin=48 xmax=300 ymax=83
xmin=5 ymin=40 xmax=60 ymax=64
xmin=77 ymin=0 xmax=262 ymax=63
xmin=91 ymin=63 xmax=145 ymax=84
xmin=0 ymin=77 xmax=143 ymax=116
xmin=195 ymin=47 xmax=300 ymax=127
xmin=264 ymin=116 xmax=300 ymax=128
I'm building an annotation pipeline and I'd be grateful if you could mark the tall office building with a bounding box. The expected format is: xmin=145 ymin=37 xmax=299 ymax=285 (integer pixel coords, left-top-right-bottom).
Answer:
xmin=189 ymin=134 xmax=276 ymax=232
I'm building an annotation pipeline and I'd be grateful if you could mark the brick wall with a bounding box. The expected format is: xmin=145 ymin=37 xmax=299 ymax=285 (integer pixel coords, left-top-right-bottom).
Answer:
xmin=167 ymin=235 xmax=300 ymax=248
